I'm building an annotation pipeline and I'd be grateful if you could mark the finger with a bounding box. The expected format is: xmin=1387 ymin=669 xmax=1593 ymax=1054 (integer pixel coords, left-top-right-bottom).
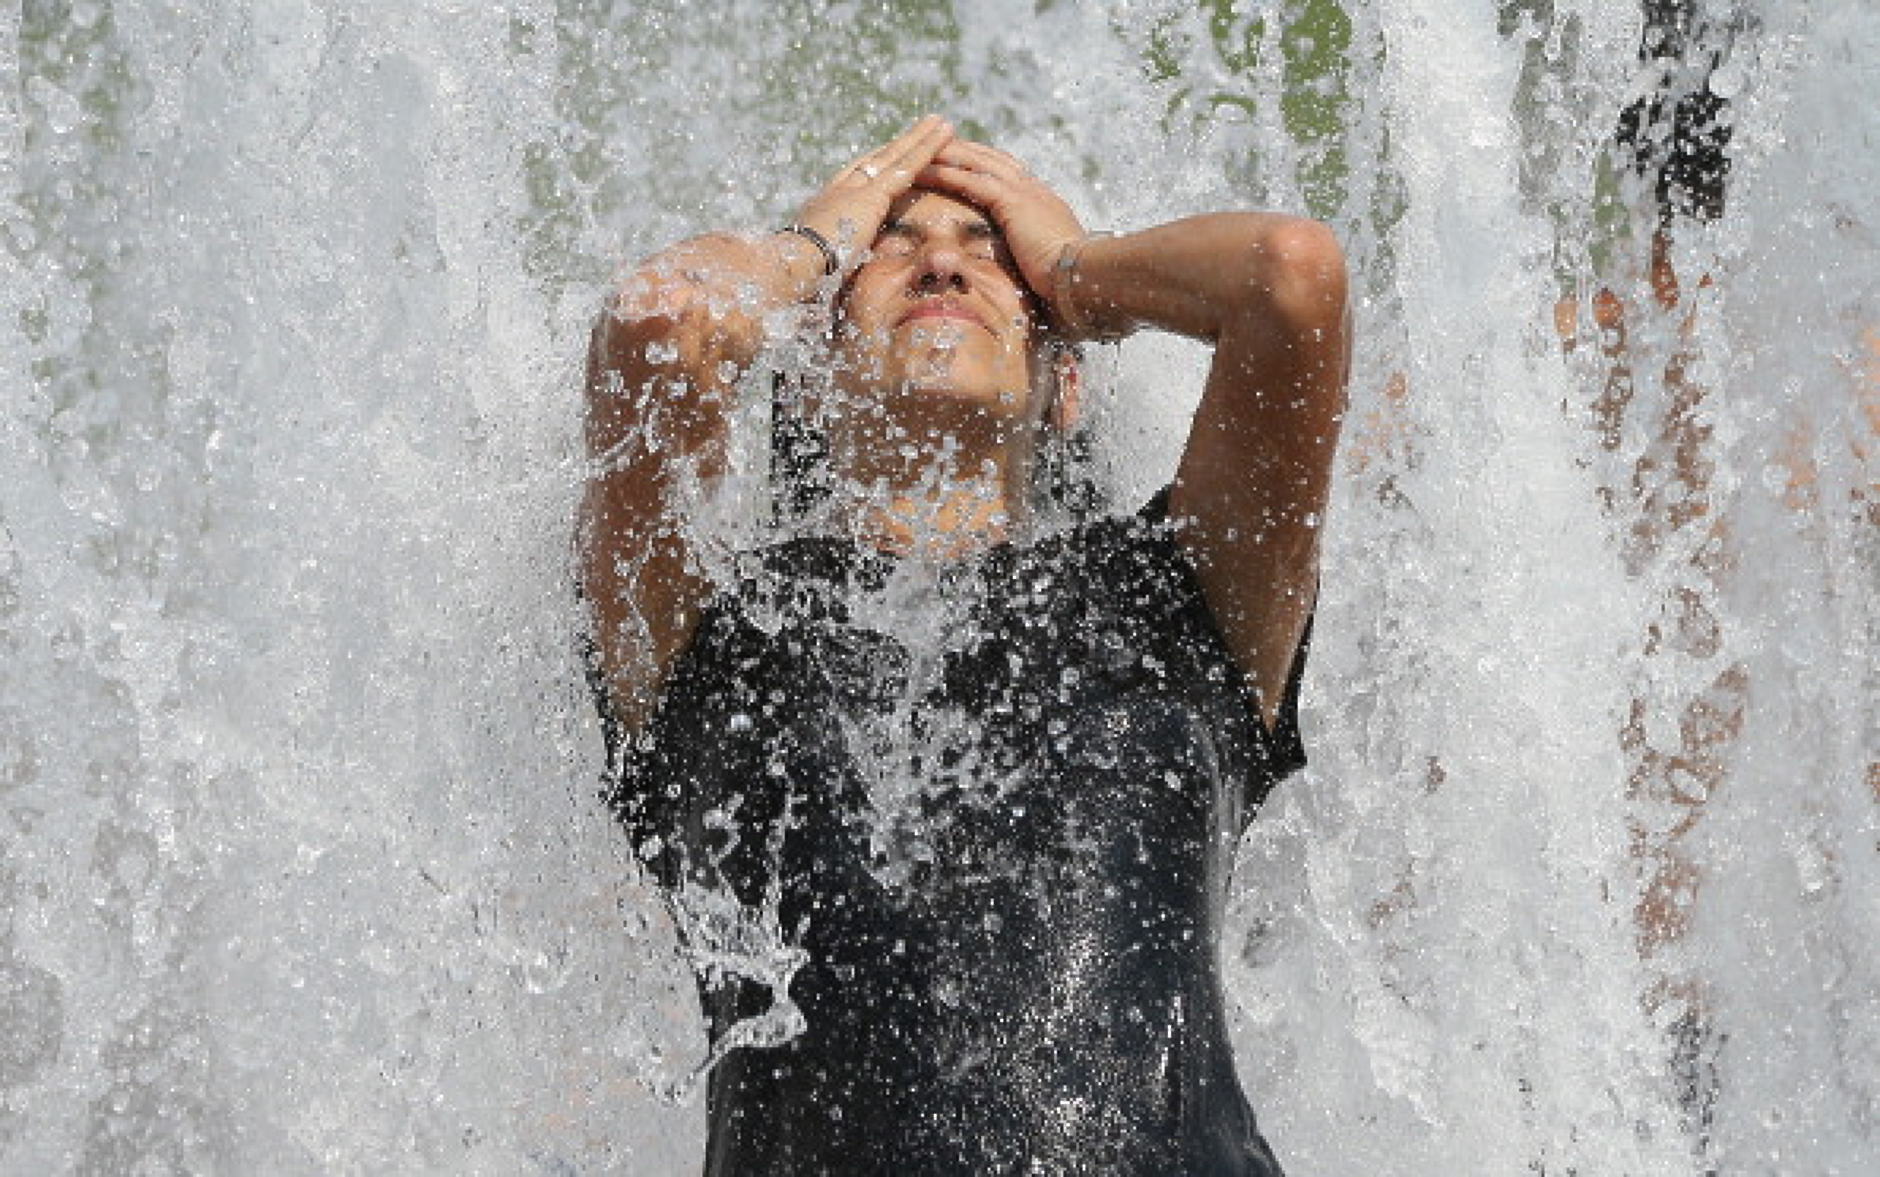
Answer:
xmin=981 ymin=144 xmax=1036 ymax=176
xmin=845 ymin=115 xmax=948 ymax=182
xmin=914 ymin=161 xmax=1009 ymax=209
xmin=876 ymin=116 xmax=955 ymax=180
xmin=869 ymin=113 xmax=943 ymax=159
xmin=888 ymin=113 xmax=947 ymax=151
xmin=960 ymin=140 xmax=1030 ymax=175
xmin=935 ymin=139 xmax=1029 ymax=182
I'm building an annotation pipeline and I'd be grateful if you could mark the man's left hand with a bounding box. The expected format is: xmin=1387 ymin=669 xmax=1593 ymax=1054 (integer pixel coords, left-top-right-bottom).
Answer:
xmin=917 ymin=140 xmax=1088 ymax=320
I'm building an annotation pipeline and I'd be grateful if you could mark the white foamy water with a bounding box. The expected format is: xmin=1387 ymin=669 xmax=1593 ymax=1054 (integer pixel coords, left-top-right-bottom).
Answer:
xmin=1 ymin=1 xmax=1872 ymax=1173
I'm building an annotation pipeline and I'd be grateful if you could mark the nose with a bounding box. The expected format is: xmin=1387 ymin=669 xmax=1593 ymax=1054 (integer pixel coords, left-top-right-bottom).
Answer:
xmin=913 ymin=240 xmax=969 ymax=294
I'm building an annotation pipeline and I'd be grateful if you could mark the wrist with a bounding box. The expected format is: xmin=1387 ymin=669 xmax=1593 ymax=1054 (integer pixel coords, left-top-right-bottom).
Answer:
xmin=1051 ymin=231 xmax=1128 ymax=342
xmin=771 ymin=225 xmax=838 ymax=300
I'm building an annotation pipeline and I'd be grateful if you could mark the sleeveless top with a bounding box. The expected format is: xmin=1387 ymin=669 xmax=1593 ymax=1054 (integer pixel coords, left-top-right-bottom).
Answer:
xmin=599 ymin=490 xmax=1308 ymax=1176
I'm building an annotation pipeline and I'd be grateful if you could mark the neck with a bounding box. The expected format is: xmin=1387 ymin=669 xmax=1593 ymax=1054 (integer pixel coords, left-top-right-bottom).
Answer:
xmin=826 ymin=398 xmax=1032 ymax=560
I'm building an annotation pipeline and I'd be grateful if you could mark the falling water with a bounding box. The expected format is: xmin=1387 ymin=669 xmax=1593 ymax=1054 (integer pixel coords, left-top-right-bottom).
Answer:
xmin=1 ymin=1 xmax=1872 ymax=1173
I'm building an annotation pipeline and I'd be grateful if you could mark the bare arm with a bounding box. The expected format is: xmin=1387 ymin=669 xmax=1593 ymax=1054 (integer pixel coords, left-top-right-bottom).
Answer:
xmin=1078 ymin=217 xmax=1348 ymax=729
xmin=919 ymin=144 xmax=1349 ymax=729
xmin=581 ymin=116 xmax=955 ymax=735
xmin=580 ymin=233 xmax=792 ymax=734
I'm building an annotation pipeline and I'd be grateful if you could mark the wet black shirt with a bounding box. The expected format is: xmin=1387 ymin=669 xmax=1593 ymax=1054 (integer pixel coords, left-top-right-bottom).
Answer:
xmin=602 ymin=490 xmax=1308 ymax=1175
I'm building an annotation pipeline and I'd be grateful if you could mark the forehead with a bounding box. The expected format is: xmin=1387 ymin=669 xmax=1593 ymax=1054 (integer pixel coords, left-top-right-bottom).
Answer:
xmin=881 ymin=188 xmax=999 ymax=236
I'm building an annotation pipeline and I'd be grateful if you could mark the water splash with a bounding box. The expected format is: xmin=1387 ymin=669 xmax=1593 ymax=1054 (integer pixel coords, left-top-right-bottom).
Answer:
xmin=1 ymin=1 xmax=1871 ymax=1173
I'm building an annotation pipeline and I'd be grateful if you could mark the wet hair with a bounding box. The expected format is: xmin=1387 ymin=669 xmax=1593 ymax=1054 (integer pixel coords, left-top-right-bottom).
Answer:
xmin=1029 ymin=411 xmax=1108 ymax=518
xmin=1614 ymin=0 xmax=1743 ymax=227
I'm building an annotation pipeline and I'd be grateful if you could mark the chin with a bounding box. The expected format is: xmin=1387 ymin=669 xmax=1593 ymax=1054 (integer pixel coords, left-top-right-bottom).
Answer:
xmin=895 ymin=375 xmax=1027 ymax=416
xmin=890 ymin=350 xmax=1026 ymax=406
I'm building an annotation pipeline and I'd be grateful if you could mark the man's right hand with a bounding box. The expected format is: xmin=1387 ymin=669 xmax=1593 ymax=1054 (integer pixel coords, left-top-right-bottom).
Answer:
xmin=787 ymin=114 xmax=955 ymax=279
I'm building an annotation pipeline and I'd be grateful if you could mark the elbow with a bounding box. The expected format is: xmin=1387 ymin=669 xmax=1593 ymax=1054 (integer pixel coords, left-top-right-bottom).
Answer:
xmin=598 ymin=233 xmax=752 ymax=355
xmin=587 ymin=273 xmax=714 ymax=418
xmin=586 ymin=236 xmax=754 ymax=455
xmin=583 ymin=266 xmax=705 ymax=449
xmin=1244 ymin=216 xmax=1348 ymax=335
xmin=603 ymin=264 xmax=710 ymax=347
xmin=1216 ymin=216 xmax=1350 ymax=426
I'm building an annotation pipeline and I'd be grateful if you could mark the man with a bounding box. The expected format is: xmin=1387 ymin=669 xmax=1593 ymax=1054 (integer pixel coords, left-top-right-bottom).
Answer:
xmin=581 ymin=115 xmax=1347 ymax=1174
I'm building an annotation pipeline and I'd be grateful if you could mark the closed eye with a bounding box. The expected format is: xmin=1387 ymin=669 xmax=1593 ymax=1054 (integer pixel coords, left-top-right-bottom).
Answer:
xmin=871 ymin=218 xmax=1006 ymax=262
xmin=873 ymin=222 xmax=921 ymax=257
xmin=961 ymin=221 xmax=1002 ymax=260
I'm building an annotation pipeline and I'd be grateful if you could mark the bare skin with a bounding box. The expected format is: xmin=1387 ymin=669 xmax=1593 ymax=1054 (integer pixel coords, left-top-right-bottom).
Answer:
xmin=1554 ymin=230 xmax=1743 ymax=962
xmin=581 ymin=115 xmax=1349 ymax=737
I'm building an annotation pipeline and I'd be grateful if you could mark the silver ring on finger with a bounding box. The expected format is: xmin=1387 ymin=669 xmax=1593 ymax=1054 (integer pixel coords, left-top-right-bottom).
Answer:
xmin=859 ymin=162 xmax=881 ymax=179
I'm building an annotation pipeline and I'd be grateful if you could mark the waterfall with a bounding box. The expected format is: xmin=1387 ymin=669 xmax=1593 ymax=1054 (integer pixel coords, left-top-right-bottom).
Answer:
xmin=1 ymin=2 xmax=1870 ymax=1172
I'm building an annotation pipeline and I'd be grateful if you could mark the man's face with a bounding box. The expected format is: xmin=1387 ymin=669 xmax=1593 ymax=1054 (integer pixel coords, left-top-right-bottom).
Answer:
xmin=830 ymin=189 xmax=1045 ymax=428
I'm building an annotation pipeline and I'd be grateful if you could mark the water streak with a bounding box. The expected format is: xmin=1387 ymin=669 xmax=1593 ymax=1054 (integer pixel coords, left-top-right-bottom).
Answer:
xmin=1 ymin=1 xmax=1871 ymax=1172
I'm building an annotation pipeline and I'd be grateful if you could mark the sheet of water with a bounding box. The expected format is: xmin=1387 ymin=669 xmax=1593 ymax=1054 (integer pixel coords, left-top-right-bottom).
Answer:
xmin=2 ymin=1 xmax=1872 ymax=1172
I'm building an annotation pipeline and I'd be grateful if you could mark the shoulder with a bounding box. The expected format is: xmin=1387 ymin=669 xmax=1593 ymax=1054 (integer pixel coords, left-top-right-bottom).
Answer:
xmin=973 ymin=488 xmax=1212 ymax=663
xmin=1042 ymin=487 xmax=1196 ymax=611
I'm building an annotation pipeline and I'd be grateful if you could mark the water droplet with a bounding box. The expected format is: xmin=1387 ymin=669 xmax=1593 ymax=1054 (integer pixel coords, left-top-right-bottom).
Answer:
xmin=26 ymin=77 xmax=83 ymax=136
